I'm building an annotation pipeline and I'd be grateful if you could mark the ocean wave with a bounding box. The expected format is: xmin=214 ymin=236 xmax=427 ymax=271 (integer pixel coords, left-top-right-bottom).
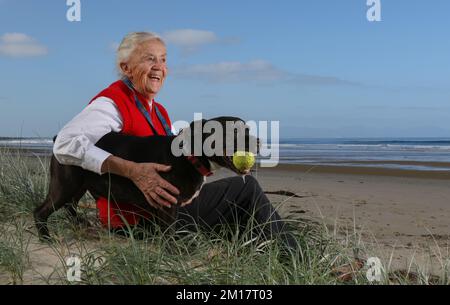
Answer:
xmin=0 ymin=139 xmax=53 ymax=145
xmin=263 ymin=143 xmax=450 ymax=152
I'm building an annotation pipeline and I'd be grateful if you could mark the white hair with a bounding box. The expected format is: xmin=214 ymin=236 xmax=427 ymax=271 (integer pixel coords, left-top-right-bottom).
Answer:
xmin=116 ymin=31 xmax=165 ymax=78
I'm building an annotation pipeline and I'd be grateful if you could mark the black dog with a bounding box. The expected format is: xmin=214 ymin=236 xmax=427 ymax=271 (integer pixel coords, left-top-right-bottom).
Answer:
xmin=34 ymin=116 xmax=258 ymax=241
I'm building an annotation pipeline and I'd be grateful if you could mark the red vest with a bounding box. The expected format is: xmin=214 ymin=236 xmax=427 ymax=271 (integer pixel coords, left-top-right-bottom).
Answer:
xmin=90 ymin=80 xmax=172 ymax=228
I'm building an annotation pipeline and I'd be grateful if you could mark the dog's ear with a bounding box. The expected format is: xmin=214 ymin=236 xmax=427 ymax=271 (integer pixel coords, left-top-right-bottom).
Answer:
xmin=210 ymin=116 xmax=244 ymax=124
xmin=189 ymin=119 xmax=207 ymax=130
xmin=185 ymin=119 xmax=208 ymax=155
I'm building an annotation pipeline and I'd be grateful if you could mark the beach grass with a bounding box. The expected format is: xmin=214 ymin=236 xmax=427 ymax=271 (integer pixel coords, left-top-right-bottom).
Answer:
xmin=0 ymin=214 xmax=31 ymax=284
xmin=0 ymin=149 xmax=449 ymax=285
xmin=0 ymin=149 xmax=50 ymax=217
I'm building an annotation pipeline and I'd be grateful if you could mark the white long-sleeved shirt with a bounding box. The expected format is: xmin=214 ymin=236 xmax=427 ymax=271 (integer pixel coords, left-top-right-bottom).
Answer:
xmin=53 ymin=96 xmax=153 ymax=175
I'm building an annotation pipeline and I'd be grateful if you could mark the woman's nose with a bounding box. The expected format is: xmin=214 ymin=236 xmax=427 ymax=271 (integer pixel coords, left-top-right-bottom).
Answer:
xmin=152 ymin=63 xmax=164 ymax=71
xmin=152 ymin=59 xmax=166 ymax=69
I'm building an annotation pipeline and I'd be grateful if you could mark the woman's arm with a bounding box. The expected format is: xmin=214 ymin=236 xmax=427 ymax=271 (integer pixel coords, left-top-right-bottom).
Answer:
xmin=101 ymin=156 xmax=179 ymax=209
xmin=54 ymin=97 xmax=179 ymax=208
xmin=53 ymin=97 xmax=122 ymax=174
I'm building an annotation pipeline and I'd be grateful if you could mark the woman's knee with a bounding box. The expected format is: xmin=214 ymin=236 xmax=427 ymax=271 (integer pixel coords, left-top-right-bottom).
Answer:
xmin=243 ymin=174 xmax=257 ymax=184
xmin=239 ymin=176 xmax=269 ymax=208
xmin=228 ymin=175 xmax=262 ymax=194
xmin=243 ymin=175 xmax=263 ymax=192
xmin=230 ymin=174 xmax=258 ymax=186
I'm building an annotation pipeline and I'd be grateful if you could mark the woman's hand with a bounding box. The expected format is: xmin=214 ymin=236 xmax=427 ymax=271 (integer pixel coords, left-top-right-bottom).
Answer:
xmin=101 ymin=156 xmax=180 ymax=209
xmin=128 ymin=162 xmax=180 ymax=209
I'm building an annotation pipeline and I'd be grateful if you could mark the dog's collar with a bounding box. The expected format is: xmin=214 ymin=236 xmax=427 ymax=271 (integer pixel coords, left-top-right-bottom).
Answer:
xmin=186 ymin=155 xmax=213 ymax=177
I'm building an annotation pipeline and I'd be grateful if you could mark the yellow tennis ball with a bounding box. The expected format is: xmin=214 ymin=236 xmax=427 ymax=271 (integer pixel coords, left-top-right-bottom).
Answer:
xmin=232 ymin=151 xmax=255 ymax=171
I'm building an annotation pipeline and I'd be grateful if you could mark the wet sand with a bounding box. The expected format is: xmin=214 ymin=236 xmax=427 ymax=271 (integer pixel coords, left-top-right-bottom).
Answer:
xmin=211 ymin=164 xmax=450 ymax=274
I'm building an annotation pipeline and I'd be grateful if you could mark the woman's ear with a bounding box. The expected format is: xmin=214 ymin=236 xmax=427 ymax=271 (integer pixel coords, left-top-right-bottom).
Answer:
xmin=120 ymin=62 xmax=132 ymax=78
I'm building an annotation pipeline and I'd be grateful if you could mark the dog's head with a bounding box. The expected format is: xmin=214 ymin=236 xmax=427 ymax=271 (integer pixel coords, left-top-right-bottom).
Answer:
xmin=176 ymin=116 xmax=259 ymax=175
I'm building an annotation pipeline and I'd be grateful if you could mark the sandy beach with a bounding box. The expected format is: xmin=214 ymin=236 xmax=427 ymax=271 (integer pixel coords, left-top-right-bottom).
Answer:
xmin=1 ymin=153 xmax=450 ymax=283
xmin=212 ymin=164 xmax=450 ymax=274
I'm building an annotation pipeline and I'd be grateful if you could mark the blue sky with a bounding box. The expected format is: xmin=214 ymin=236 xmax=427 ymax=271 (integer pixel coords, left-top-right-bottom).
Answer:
xmin=1 ymin=0 xmax=449 ymax=138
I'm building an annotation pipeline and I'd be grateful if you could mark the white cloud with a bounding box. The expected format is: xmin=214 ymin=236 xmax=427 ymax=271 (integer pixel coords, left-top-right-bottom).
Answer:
xmin=162 ymin=29 xmax=218 ymax=52
xmin=172 ymin=60 xmax=358 ymax=86
xmin=0 ymin=33 xmax=48 ymax=57
xmin=173 ymin=60 xmax=283 ymax=82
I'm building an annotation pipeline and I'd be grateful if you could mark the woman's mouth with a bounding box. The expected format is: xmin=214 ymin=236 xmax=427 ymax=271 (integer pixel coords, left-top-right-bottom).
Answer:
xmin=149 ymin=75 xmax=161 ymax=81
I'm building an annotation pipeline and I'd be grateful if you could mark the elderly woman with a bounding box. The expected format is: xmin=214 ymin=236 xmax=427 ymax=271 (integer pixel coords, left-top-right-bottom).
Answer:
xmin=53 ymin=32 xmax=298 ymax=254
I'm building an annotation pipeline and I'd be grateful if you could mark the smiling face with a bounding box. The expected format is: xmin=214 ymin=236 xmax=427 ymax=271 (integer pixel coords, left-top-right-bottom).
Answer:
xmin=120 ymin=39 xmax=167 ymax=100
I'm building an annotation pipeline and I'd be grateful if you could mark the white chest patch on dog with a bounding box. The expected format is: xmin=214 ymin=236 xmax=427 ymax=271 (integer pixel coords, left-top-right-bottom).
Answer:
xmin=190 ymin=189 xmax=200 ymax=201
xmin=181 ymin=176 xmax=206 ymax=206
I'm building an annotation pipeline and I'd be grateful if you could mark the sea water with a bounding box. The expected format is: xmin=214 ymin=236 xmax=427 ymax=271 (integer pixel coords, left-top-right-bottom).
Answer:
xmin=2 ymin=137 xmax=450 ymax=171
